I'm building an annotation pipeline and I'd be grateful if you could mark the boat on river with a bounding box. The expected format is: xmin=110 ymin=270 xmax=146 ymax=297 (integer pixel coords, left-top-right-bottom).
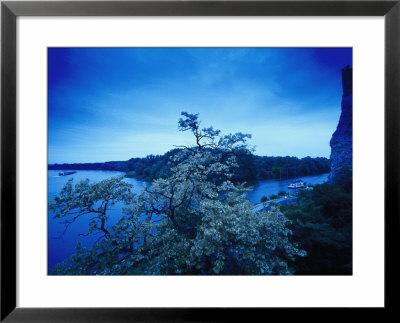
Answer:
xmin=58 ymin=171 xmax=77 ymax=176
xmin=288 ymin=179 xmax=306 ymax=189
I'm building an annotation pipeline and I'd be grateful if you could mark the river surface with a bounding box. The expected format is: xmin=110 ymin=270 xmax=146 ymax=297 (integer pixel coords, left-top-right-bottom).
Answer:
xmin=47 ymin=170 xmax=329 ymax=271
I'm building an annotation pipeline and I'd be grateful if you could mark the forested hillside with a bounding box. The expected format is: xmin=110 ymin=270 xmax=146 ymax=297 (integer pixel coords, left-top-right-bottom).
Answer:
xmin=49 ymin=150 xmax=330 ymax=183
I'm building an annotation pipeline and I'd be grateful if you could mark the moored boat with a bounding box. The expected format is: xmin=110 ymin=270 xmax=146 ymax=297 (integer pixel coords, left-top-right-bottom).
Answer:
xmin=58 ymin=171 xmax=77 ymax=176
xmin=288 ymin=179 xmax=306 ymax=189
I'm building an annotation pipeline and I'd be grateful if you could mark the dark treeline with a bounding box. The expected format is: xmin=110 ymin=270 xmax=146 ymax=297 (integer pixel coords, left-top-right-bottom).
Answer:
xmin=48 ymin=149 xmax=330 ymax=183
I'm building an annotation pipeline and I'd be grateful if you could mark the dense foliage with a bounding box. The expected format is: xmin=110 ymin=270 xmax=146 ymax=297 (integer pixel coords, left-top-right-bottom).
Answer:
xmin=253 ymin=155 xmax=330 ymax=181
xmin=49 ymin=150 xmax=330 ymax=184
xmin=50 ymin=113 xmax=306 ymax=275
xmin=280 ymin=183 xmax=352 ymax=275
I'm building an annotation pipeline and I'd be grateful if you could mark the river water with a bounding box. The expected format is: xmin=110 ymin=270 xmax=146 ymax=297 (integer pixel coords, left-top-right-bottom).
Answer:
xmin=47 ymin=170 xmax=328 ymax=271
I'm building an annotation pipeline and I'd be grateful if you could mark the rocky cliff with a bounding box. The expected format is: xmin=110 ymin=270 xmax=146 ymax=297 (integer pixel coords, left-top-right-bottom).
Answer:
xmin=328 ymin=66 xmax=353 ymax=188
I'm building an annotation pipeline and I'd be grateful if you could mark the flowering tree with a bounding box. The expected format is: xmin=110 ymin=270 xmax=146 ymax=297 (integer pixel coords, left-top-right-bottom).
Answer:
xmin=50 ymin=112 xmax=305 ymax=275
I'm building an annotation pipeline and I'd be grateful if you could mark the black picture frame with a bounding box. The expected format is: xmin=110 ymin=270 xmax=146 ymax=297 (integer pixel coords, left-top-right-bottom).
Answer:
xmin=1 ymin=0 xmax=399 ymax=321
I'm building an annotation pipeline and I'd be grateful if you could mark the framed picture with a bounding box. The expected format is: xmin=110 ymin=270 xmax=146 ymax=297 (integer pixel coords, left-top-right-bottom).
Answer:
xmin=1 ymin=0 xmax=398 ymax=321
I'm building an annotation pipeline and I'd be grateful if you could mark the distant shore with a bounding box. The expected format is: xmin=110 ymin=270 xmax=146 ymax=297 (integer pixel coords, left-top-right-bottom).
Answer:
xmin=48 ymin=150 xmax=330 ymax=183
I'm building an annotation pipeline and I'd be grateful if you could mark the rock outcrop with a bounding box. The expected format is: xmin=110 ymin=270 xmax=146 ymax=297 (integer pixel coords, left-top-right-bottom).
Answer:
xmin=328 ymin=66 xmax=353 ymax=187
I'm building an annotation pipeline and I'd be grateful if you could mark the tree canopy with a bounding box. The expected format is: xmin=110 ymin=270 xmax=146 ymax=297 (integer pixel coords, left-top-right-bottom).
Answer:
xmin=50 ymin=112 xmax=306 ymax=275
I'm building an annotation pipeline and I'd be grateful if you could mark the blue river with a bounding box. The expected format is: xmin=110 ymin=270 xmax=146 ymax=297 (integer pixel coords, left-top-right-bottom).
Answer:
xmin=48 ymin=170 xmax=328 ymax=271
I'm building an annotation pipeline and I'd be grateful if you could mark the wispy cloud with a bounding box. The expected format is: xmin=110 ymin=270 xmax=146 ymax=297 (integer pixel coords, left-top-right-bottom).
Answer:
xmin=48 ymin=47 xmax=352 ymax=163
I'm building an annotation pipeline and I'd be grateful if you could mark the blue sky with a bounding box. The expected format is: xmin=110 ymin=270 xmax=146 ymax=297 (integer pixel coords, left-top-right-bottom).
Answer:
xmin=48 ymin=47 xmax=352 ymax=164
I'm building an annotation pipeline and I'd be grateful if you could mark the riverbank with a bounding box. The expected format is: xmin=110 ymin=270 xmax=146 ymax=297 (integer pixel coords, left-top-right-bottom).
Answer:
xmin=47 ymin=170 xmax=329 ymax=271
